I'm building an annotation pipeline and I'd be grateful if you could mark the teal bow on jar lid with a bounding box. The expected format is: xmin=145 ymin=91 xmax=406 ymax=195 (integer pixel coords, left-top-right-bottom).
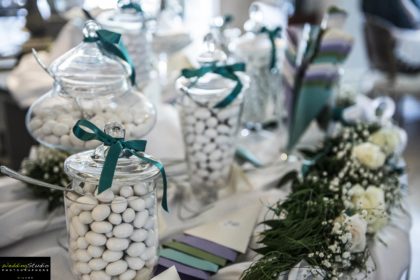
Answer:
xmin=259 ymin=26 xmax=282 ymax=71
xmin=118 ymin=0 xmax=143 ymax=14
xmin=68 ymin=119 xmax=168 ymax=212
xmin=178 ymin=33 xmax=247 ymax=109
xmin=82 ymin=20 xmax=136 ymax=85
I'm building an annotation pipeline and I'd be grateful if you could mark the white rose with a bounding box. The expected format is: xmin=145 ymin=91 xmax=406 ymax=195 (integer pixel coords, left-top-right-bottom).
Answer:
xmin=369 ymin=127 xmax=402 ymax=156
xmin=352 ymin=142 xmax=386 ymax=169
xmin=346 ymin=214 xmax=367 ymax=252
xmin=349 ymin=185 xmax=388 ymax=233
xmin=333 ymin=213 xmax=367 ymax=253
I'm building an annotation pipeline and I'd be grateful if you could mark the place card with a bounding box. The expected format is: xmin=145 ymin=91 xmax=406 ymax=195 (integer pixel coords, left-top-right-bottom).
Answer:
xmin=184 ymin=202 xmax=261 ymax=253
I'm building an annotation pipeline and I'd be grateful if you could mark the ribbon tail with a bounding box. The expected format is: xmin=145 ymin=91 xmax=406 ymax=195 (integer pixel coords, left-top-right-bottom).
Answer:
xmin=158 ymin=167 xmax=168 ymax=212
xmin=214 ymin=80 xmax=242 ymax=109
xmin=270 ymin=36 xmax=277 ymax=70
xmin=98 ymin=143 xmax=122 ymax=193
xmin=133 ymin=153 xmax=169 ymax=212
xmin=96 ymin=30 xmax=136 ymax=85
xmin=117 ymin=40 xmax=136 ymax=85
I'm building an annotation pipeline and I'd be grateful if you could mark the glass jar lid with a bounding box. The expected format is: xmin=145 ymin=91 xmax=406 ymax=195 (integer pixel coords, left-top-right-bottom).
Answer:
xmin=64 ymin=122 xmax=160 ymax=184
xmin=232 ymin=4 xmax=285 ymax=59
xmin=176 ymin=33 xmax=247 ymax=104
xmin=97 ymin=0 xmax=145 ymax=33
xmin=49 ymin=21 xmax=132 ymax=98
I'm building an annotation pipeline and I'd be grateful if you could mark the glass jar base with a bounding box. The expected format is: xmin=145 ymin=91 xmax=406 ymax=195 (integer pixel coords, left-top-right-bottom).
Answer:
xmin=238 ymin=128 xmax=285 ymax=165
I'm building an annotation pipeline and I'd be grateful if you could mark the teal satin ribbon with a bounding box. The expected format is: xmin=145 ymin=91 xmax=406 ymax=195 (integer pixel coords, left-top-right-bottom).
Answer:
xmin=223 ymin=14 xmax=233 ymax=25
xmin=259 ymin=26 xmax=282 ymax=71
xmin=120 ymin=2 xmax=143 ymax=13
xmin=181 ymin=63 xmax=246 ymax=108
xmin=72 ymin=119 xmax=168 ymax=212
xmin=83 ymin=29 xmax=136 ymax=85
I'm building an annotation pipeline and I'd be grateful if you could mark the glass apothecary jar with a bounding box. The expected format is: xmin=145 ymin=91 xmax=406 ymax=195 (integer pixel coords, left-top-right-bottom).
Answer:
xmin=97 ymin=0 xmax=157 ymax=90
xmin=175 ymin=35 xmax=249 ymax=205
xmin=26 ymin=21 xmax=156 ymax=153
xmin=64 ymin=123 xmax=160 ymax=280
xmin=230 ymin=4 xmax=287 ymax=163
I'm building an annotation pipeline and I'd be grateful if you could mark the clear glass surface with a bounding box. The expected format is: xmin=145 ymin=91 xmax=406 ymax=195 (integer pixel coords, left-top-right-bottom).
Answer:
xmin=175 ymin=57 xmax=248 ymax=205
xmin=63 ymin=127 xmax=161 ymax=280
xmin=26 ymin=21 xmax=157 ymax=152
xmin=231 ymin=29 xmax=288 ymax=163
xmin=26 ymin=85 xmax=156 ymax=153
xmin=97 ymin=6 xmax=157 ymax=90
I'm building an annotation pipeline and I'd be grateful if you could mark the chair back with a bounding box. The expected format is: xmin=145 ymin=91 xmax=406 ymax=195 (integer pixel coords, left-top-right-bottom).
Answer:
xmin=363 ymin=14 xmax=397 ymax=79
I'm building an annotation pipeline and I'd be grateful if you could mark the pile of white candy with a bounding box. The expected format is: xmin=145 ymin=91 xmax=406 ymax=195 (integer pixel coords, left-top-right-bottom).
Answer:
xmin=28 ymin=102 xmax=152 ymax=151
xmin=180 ymin=103 xmax=241 ymax=199
xmin=65 ymin=183 xmax=157 ymax=280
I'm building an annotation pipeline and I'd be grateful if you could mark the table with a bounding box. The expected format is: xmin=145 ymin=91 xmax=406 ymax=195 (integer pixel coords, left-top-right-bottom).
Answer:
xmin=0 ymin=114 xmax=411 ymax=280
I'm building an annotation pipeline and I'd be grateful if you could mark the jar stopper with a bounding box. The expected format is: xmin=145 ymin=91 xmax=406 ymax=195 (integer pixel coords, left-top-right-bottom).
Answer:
xmin=92 ymin=122 xmax=126 ymax=161
xmin=104 ymin=122 xmax=126 ymax=139
xmin=244 ymin=4 xmax=264 ymax=32
xmin=196 ymin=33 xmax=227 ymax=65
xmin=83 ymin=20 xmax=100 ymax=40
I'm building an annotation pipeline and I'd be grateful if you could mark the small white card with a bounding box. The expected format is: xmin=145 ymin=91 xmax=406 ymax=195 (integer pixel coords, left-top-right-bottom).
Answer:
xmin=151 ymin=266 xmax=181 ymax=280
xmin=185 ymin=202 xmax=261 ymax=253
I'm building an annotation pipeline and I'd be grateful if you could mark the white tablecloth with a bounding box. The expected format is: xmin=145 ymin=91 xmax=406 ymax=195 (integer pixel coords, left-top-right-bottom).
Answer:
xmin=0 ymin=105 xmax=411 ymax=280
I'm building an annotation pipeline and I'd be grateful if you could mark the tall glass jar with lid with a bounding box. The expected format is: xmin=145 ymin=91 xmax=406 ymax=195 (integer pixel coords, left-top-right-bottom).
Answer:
xmin=175 ymin=35 xmax=249 ymax=205
xmin=97 ymin=0 xmax=158 ymax=92
xmin=64 ymin=122 xmax=161 ymax=280
xmin=230 ymin=4 xmax=287 ymax=164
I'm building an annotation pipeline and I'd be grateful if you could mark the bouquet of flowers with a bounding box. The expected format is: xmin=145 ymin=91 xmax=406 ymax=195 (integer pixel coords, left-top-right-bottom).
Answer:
xmin=21 ymin=146 xmax=70 ymax=210
xmin=242 ymin=122 xmax=407 ymax=280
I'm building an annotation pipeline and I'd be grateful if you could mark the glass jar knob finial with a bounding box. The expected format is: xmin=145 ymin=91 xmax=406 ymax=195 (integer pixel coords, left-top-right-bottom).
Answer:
xmin=204 ymin=33 xmax=217 ymax=53
xmin=91 ymin=122 xmax=126 ymax=160
xmin=244 ymin=4 xmax=263 ymax=32
xmin=249 ymin=4 xmax=263 ymax=23
xmin=197 ymin=33 xmax=227 ymax=65
xmin=104 ymin=122 xmax=126 ymax=139
xmin=83 ymin=20 xmax=100 ymax=39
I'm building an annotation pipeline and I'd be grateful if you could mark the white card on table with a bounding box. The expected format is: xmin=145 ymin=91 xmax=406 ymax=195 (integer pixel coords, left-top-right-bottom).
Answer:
xmin=184 ymin=202 xmax=261 ymax=253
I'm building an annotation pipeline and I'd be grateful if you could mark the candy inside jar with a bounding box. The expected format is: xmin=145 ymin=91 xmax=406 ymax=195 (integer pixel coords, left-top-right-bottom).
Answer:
xmin=26 ymin=20 xmax=157 ymax=153
xmin=64 ymin=122 xmax=163 ymax=280
xmin=176 ymin=34 xmax=249 ymax=205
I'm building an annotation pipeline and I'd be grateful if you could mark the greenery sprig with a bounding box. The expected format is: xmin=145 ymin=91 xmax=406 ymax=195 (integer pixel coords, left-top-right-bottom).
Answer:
xmin=242 ymin=122 xmax=404 ymax=280
xmin=21 ymin=146 xmax=70 ymax=211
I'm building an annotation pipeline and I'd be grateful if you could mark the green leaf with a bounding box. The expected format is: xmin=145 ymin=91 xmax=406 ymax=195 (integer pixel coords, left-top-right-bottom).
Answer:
xmin=276 ymin=170 xmax=298 ymax=188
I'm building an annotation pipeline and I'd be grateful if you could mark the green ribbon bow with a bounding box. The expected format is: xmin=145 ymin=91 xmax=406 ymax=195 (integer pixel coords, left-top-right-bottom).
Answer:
xmin=181 ymin=63 xmax=246 ymax=109
xmin=72 ymin=119 xmax=168 ymax=212
xmin=259 ymin=26 xmax=282 ymax=71
xmin=120 ymin=2 xmax=143 ymax=13
xmin=83 ymin=29 xmax=136 ymax=85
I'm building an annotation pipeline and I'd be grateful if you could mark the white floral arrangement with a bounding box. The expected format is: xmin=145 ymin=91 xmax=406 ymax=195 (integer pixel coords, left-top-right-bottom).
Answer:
xmin=242 ymin=122 xmax=407 ymax=280
xmin=21 ymin=145 xmax=70 ymax=210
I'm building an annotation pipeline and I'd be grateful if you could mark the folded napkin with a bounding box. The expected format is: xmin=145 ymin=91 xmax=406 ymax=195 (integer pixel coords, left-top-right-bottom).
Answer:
xmin=0 ymin=177 xmax=65 ymax=248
